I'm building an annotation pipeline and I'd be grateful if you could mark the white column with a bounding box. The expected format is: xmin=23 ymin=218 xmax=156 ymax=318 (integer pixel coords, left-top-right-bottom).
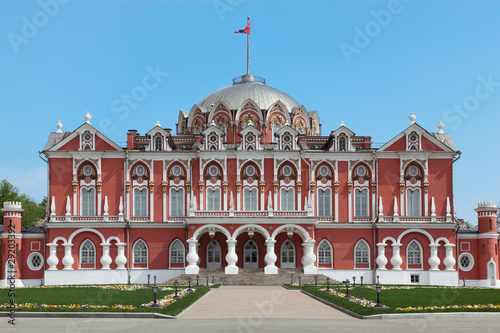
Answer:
xmin=390 ymin=243 xmax=403 ymax=270
xmin=62 ymin=244 xmax=74 ymax=270
xmin=100 ymin=243 xmax=112 ymax=269
xmin=428 ymin=244 xmax=440 ymax=271
xmin=444 ymin=244 xmax=456 ymax=271
xmin=376 ymin=243 xmax=388 ymax=270
xmin=115 ymin=242 xmax=127 ymax=269
xmin=301 ymin=239 xmax=317 ymax=274
xmin=46 ymin=243 xmax=59 ymax=270
xmin=185 ymin=239 xmax=200 ymax=274
xmin=264 ymin=240 xmax=278 ymax=274
xmin=225 ymin=239 xmax=238 ymax=274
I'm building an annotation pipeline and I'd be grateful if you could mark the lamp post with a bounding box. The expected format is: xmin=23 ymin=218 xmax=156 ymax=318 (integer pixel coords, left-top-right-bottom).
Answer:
xmin=326 ymin=277 xmax=330 ymax=291
xmin=353 ymin=276 xmax=356 ymax=288
xmin=463 ymin=277 xmax=466 ymax=287
xmin=154 ymin=275 xmax=157 ymax=285
xmin=147 ymin=274 xmax=151 ymax=286
xmin=196 ymin=274 xmax=200 ymax=287
xmin=173 ymin=280 xmax=181 ymax=300
xmin=290 ymin=275 xmax=293 ymax=284
xmin=206 ymin=276 xmax=209 ymax=286
xmin=212 ymin=275 xmax=215 ymax=284
xmin=343 ymin=279 xmax=352 ymax=299
xmin=314 ymin=275 xmax=318 ymax=287
xmin=360 ymin=276 xmax=364 ymax=287
xmin=40 ymin=277 xmax=44 ymax=287
xmin=373 ymin=281 xmax=387 ymax=310
xmin=298 ymin=276 xmax=301 ymax=286
xmin=187 ymin=276 xmax=193 ymax=293
xmin=151 ymin=282 xmax=161 ymax=308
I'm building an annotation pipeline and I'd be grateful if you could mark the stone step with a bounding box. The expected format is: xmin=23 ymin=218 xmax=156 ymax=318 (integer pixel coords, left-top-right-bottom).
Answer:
xmin=163 ymin=269 xmax=340 ymax=286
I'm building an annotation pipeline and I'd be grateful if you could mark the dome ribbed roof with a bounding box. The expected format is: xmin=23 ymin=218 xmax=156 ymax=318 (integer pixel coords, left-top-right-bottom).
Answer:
xmin=197 ymin=75 xmax=300 ymax=112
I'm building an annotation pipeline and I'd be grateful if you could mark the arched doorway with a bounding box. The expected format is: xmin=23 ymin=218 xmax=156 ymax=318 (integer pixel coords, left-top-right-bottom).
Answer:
xmin=207 ymin=240 xmax=222 ymax=268
xmin=488 ymin=261 xmax=497 ymax=287
xmin=281 ymin=240 xmax=295 ymax=268
xmin=244 ymin=240 xmax=258 ymax=268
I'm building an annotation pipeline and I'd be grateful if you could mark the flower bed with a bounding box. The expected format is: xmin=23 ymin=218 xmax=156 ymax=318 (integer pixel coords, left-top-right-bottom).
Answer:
xmin=320 ymin=288 xmax=379 ymax=308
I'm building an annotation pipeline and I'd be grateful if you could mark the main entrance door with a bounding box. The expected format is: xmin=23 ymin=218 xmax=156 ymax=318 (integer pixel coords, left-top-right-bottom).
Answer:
xmin=207 ymin=240 xmax=222 ymax=268
xmin=281 ymin=240 xmax=295 ymax=269
xmin=244 ymin=240 xmax=258 ymax=268
xmin=488 ymin=261 xmax=497 ymax=287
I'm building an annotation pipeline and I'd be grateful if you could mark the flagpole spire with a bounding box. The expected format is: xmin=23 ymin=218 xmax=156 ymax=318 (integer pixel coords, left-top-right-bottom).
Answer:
xmin=247 ymin=17 xmax=250 ymax=75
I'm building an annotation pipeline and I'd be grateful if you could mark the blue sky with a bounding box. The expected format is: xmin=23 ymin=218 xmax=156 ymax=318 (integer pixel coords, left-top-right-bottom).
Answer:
xmin=1 ymin=1 xmax=499 ymax=224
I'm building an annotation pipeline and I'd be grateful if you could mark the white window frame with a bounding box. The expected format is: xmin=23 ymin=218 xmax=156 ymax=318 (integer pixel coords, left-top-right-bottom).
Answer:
xmin=406 ymin=188 xmax=421 ymax=217
xmin=206 ymin=188 xmax=221 ymax=211
xmin=170 ymin=188 xmax=184 ymax=216
xmin=154 ymin=136 xmax=163 ymax=151
xmin=354 ymin=239 xmax=370 ymax=268
xmin=458 ymin=253 xmax=474 ymax=272
xmin=338 ymin=136 xmax=347 ymax=151
xmin=406 ymin=240 xmax=423 ymax=269
xmin=132 ymin=239 xmax=148 ymax=267
xmin=79 ymin=239 xmax=96 ymax=268
xmin=169 ymin=239 xmax=185 ymax=268
xmin=460 ymin=242 xmax=470 ymax=252
xmin=280 ymin=188 xmax=295 ymax=211
xmin=31 ymin=241 xmax=41 ymax=251
xmin=81 ymin=187 xmax=95 ymax=216
xmin=244 ymin=188 xmax=258 ymax=211
xmin=134 ymin=188 xmax=148 ymax=217
xmin=317 ymin=240 xmax=333 ymax=267
xmin=354 ymin=188 xmax=369 ymax=217
xmin=317 ymin=188 xmax=331 ymax=217
xmin=27 ymin=252 xmax=43 ymax=271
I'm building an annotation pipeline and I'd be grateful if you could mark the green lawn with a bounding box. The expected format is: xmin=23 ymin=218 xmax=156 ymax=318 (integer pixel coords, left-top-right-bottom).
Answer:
xmin=297 ymin=284 xmax=500 ymax=316
xmin=0 ymin=284 xmax=217 ymax=316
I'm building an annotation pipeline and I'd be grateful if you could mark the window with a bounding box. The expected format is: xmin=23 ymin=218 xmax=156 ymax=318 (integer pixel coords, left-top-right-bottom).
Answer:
xmin=356 ymin=166 xmax=366 ymax=177
xmin=244 ymin=188 xmax=258 ymax=211
xmin=354 ymin=189 xmax=369 ymax=217
xmin=133 ymin=240 xmax=148 ymax=264
xmin=170 ymin=188 xmax=184 ymax=216
xmin=27 ymin=252 xmax=43 ymax=271
xmin=319 ymin=165 xmax=329 ymax=177
xmin=246 ymin=165 xmax=255 ymax=176
xmin=459 ymin=253 xmax=474 ymax=271
xmin=282 ymin=165 xmax=292 ymax=176
xmin=209 ymin=165 xmax=219 ymax=176
xmin=339 ymin=136 xmax=346 ymax=151
xmin=407 ymin=240 xmax=422 ymax=265
xmin=408 ymin=166 xmax=418 ymax=177
xmin=80 ymin=240 xmax=95 ymax=266
xmin=318 ymin=240 xmax=332 ymax=265
xmin=83 ymin=165 xmax=93 ymax=176
xmin=207 ymin=188 xmax=221 ymax=211
xmin=355 ymin=240 xmax=369 ymax=265
xmin=134 ymin=188 xmax=148 ymax=216
xmin=318 ymin=189 xmax=331 ymax=216
xmin=170 ymin=240 xmax=185 ymax=265
xmin=81 ymin=188 xmax=95 ymax=216
xmin=217 ymin=124 xmax=226 ymax=142
xmin=155 ymin=136 xmax=162 ymax=151
xmin=406 ymin=188 xmax=420 ymax=216
xmin=172 ymin=165 xmax=182 ymax=176
xmin=410 ymin=274 xmax=420 ymax=283
xmin=280 ymin=188 xmax=294 ymax=211
xmin=482 ymin=243 xmax=485 ymax=255
xmin=135 ymin=165 xmax=145 ymax=176
xmin=490 ymin=219 xmax=492 ymax=230
xmin=272 ymin=124 xmax=280 ymax=142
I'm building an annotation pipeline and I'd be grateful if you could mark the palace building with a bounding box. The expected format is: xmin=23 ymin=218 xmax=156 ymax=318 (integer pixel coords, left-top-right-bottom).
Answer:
xmin=1 ymin=73 xmax=499 ymax=288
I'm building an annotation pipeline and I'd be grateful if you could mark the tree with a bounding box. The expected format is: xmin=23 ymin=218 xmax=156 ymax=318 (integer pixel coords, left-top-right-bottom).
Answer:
xmin=0 ymin=179 xmax=47 ymax=227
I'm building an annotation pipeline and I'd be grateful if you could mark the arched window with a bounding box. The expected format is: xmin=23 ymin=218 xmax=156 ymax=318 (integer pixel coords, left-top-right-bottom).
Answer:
xmin=244 ymin=188 xmax=258 ymax=211
xmin=207 ymin=188 xmax=221 ymax=211
xmin=81 ymin=188 xmax=95 ymax=216
xmin=133 ymin=239 xmax=148 ymax=265
xmin=318 ymin=189 xmax=331 ymax=216
xmin=218 ymin=124 xmax=226 ymax=142
xmin=355 ymin=240 xmax=369 ymax=266
xmin=406 ymin=189 xmax=421 ymax=216
xmin=272 ymin=124 xmax=280 ymax=143
xmin=155 ymin=136 xmax=162 ymax=151
xmin=354 ymin=189 xmax=369 ymax=217
xmin=317 ymin=240 xmax=332 ymax=266
xmin=170 ymin=240 xmax=185 ymax=265
xmin=339 ymin=136 xmax=347 ymax=151
xmin=134 ymin=188 xmax=148 ymax=216
xmin=407 ymin=240 xmax=422 ymax=266
xmin=80 ymin=240 xmax=95 ymax=267
xmin=280 ymin=188 xmax=294 ymax=211
xmin=170 ymin=188 xmax=184 ymax=216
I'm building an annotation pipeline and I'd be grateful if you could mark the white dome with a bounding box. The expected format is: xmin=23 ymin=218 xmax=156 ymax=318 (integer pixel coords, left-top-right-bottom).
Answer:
xmin=197 ymin=75 xmax=300 ymax=112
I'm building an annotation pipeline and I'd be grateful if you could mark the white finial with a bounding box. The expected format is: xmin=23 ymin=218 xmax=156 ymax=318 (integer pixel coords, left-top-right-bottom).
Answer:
xmin=431 ymin=197 xmax=436 ymax=216
xmin=56 ymin=120 xmax=63 ymax=133
xmin=104 ymin=196 xmax=109 ymax=214
xmin=248 ymin=120 xmax=254 ymax=127
xmin=50 ymin=196 xmax=56 ymax=217
xmin=65 ymin=196 xmax=71 ymax=216
xmin=211 ymin=121 xmax=216 ymax=127
xmin=304 ymin=197 xmax=308 ymax=210
xmin=438 ymin=121 xmax=444 ymax=134
xmin=118 ymin=196 xmax=124 ymax=220
xmin=268 ymin=191 xmax=273 ymax=210
xmin=156 ymin=120 xmax=161 ymax=127
xmin=393 ymin=197 xmax=398 ymax=217
xmin=285 ymin=122 xmax=290 ymax=127
xmin=409 ymin=112 xmax=416 ymax=125
xmin=229 ymin=192 xmax=234 ymax=210
xmin=84 ymin=111 xmax=91 ymax=124
xmin=340 ymin=121 xmax=345 ymax=127
xmin=378 ymin=196 xmax=383 ymax=216
xmin=446 ymin=197 xmax=451 ymax=216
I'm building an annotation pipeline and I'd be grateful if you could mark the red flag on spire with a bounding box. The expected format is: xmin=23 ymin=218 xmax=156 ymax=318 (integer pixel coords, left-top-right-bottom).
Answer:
xmin=234 ymin=21 xmax=250 ymax=34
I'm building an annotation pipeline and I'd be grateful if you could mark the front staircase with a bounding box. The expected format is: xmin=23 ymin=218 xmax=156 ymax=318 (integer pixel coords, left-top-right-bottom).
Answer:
xmin=164 ymin=268 xmax=338 ymax=286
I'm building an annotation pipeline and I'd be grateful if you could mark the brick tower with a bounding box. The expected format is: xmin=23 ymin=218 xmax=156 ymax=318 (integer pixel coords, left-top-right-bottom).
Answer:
xmin=475 ymin=201 xmax=499 ymax=287
xmin=1 ymin=201 xmax=24 ymax=287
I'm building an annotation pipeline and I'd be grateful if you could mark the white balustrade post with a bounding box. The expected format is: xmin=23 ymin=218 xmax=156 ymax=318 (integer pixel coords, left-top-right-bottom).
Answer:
xmin=46 ymin=243 xmax=59 ymax=270
xmin=264 ymin=239 xmax=278 ymax=274
xmin=376 ymin=243 xmax=388 ymax=270
xmin=225 ymin=239 xmax=238 ymax=274
xmin=100 ymin=243 xmax=112 ymax=269
xmin=185 ymin=239 xmax=200 ymax=274
xmin=428 ymin=244 xmax=440 ymax=271
xmin=444 ymin=244 xmax=456 ymax=271
xmin=301 ymin=239 xmax=317 ymax=274
xmin=390 ymin=243 xmax=403 ymax=270
xmin=115 ymin=242 xmax=127 ymax=269
xmin=62 ymin=244 xmax=74 ymax=270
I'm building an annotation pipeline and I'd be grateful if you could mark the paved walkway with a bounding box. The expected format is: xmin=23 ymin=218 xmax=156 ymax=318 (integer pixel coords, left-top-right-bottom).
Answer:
xmin=180 ymin=286 xmax=353 ymax=320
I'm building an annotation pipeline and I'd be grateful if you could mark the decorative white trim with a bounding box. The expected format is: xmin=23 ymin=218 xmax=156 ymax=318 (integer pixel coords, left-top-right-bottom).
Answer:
xmin=27 ymin=252 xmax=43 ymax=271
